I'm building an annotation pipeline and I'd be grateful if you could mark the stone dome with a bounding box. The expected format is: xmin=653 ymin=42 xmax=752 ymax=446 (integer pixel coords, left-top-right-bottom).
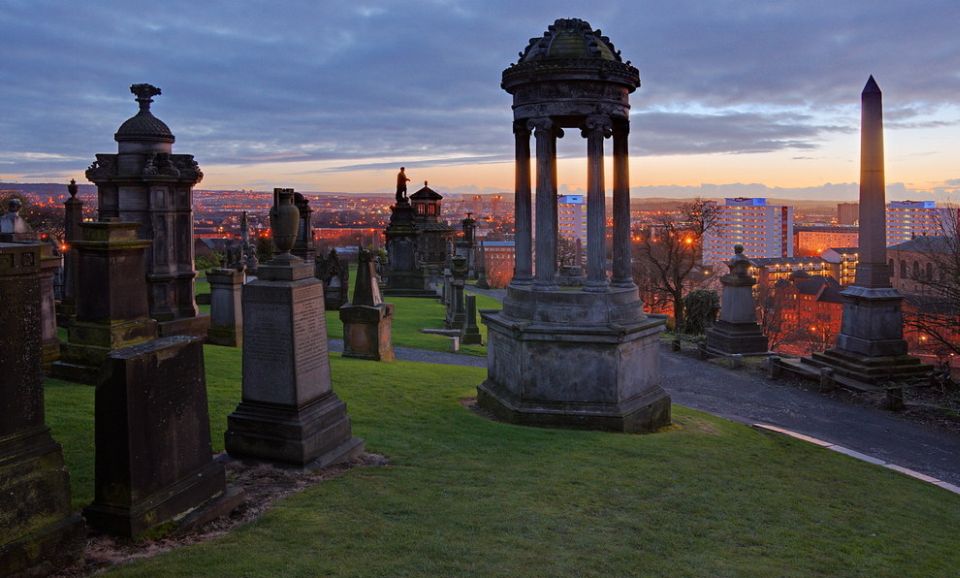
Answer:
xmin=114 ymin=84 xmax=175 ymax=144
xmin=517 ymin=18 xmax=622 ymax=63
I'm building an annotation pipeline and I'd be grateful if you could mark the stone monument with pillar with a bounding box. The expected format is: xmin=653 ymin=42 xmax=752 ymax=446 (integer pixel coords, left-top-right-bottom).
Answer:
xmin=226 ymin=188 xmax=363 ymax=466
xmin=478 ymin=18 xmax=670 ymax=432
xmin=339 ymin=247 xmax=395 ymax=361
xmin=60 ymin=179 xmax=83 ymax=323
xmin=85 ymin=83 xmax=208 ymax=338
xmin=705 ymin=245 xmax=768 ymax=355
xmin=0 ymin=242 xmax=84 ymax=576
xmin=804 ymin=77 xmax=930 ymax=384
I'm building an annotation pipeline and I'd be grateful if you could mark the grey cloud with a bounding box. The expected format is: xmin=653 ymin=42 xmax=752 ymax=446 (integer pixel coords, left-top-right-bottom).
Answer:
xmin=1 ymin=1 xmax=958 ymax=178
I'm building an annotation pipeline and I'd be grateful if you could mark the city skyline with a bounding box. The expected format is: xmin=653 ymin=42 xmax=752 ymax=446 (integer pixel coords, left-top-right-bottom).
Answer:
xmin=1 ymin=1 xmax=958 ymax=200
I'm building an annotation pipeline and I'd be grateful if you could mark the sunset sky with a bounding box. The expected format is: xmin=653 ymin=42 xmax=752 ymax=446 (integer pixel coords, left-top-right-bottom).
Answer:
xmin=1 ymin=1 xmax=958 ymax=200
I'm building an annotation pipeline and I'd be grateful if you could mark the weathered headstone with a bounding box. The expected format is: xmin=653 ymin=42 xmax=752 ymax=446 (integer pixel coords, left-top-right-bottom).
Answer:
xmin=207 ymin=267 xmax=244 ymax=347
xmin=52 ymin=221 xmax=157 ymax=384
xmin=462 ymin=295 xmax=482 ymax=345
xmin=83 ymin=336 xmax=240 ymax=538
xmin=316 ymin=249 xmax=349 ymax=311
xmin=445 ymin=255 xmax=467 ymax=329
xmin=60 ymin=179 xmax=83 ymax=322
xmin=705 ymin=245 xmax=769 ymax=355
xmin=340 ymin=247 xmax=395 ymax=361
xmin=1 ymin=198 xmax=63 ymax=372
xmin=226 ymin=189 xmax=363 ymax=466
xmin=0 ymin=242 xmax=84 ymax=576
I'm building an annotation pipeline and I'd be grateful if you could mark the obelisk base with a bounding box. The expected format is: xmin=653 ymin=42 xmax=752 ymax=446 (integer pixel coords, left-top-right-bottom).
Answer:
xmin=705 ymin=321 xmax=769 ymax=356
xmin=339 ymin=303 xmax=396 ymax=361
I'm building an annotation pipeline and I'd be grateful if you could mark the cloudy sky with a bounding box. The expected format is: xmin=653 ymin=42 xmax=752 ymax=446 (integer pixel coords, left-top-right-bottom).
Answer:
xmin=1 ymin=0 xmax=958 ymax=199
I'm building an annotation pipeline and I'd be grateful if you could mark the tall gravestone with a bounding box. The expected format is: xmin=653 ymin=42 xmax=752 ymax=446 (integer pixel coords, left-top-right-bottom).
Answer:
xmin=479 ymin=19 xmax=669 ymax=432
xmin=85 ymin=83 xmax=208 ymax=338
xmin=226 ymin=188 xmax=363 ymax=466
xmin=207 ymin=267 xmax=244 ymax=347
xmin=292 ymin=192 xmax=316 ymax=263
xmin=84 ymin=335 xmax=238 ymax=538
xmin=60 ymin=179 xmax=83 ymax=323
xmin=445 ymin=255 xmax=467 ymax=329
xmin=475 ymin=241 xmax=490 ymax=290
xmin=462 ymin=295 xmax=483 ymax=345
xmin=705 ymin=245 xmax=768 ymax=355
xmin=52 ymin=222 xmax=157 ymax=384
xmin=0 ymin=242 xmax=84 ymax=576
xmin=340 ymin=248 xmax=395 ymax=361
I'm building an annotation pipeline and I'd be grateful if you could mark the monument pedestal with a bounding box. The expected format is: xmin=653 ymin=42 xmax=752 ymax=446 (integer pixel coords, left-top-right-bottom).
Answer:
xmin=226 ymin=258 xmax=363 ymax=466
xmin=83 ymin=336 xmax=238 ymax=539
xmin=705 ymin=321 xmax=769 ymax=355
xmin=340 ymin=304 xmax=395 ymax=361
xmin=804 ymin=287 xmax=930 ymax=383
xmin=52 ymin=222 xmax=158 ymax=385
xmin=1 ymin=242 xmax=84 ymax=576
xmin=479 ymin=286 xmax=671 ymax=433
xmin=207 ymin=267 xmax=244 ymax=347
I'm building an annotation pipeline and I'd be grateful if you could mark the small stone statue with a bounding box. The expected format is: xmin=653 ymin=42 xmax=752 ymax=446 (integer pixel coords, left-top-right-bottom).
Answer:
xmin=395 ymin=166 xmax=410 ymax=204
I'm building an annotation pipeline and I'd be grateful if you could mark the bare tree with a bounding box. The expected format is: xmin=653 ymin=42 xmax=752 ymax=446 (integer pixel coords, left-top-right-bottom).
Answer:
xmin=633 ymin=198 xmax=718 ymax=332
xmin=901 ymin=208 xmax=960 ymax=356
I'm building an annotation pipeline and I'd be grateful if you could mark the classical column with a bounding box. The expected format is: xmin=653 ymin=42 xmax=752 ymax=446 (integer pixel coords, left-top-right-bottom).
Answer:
xmin=512 ymin=121 xmax=533 ymax=285
xmin=583 ymin=114 xmax=612 ymax=291
xmin=530 ymin=117 xmax=560 ymax=289
xmin=611 ymin=119 xmax=634 ymax=287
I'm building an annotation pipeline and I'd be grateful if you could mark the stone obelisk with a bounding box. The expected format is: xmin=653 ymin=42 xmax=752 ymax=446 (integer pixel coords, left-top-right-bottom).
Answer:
xmin=807 ymin=76 xmax=929 ymax=385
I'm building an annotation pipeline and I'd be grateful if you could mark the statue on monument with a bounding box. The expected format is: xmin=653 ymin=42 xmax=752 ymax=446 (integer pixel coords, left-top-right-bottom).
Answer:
xmin=396 ymin=166 xmax=411 ymax=204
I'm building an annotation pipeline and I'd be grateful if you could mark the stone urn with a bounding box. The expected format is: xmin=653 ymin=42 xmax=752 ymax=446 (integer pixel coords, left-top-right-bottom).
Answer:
xmin=272 ymin=188 xmax=299 ymax=254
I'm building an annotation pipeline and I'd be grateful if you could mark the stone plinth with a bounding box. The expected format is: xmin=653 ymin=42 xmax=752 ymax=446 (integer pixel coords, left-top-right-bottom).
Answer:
xmin=705 ymin=246 xmax=768 ymax=355
xmin=226 ymin=258 xmax=363 ymax=466
xmin=384 ymin=202 xmax=433 ymax=297
xmin=462 ymin=295 xmax=482 ymax=345
xmin=52 ymin=221 xmax=157 ymax=384
xmin=207 ymin=267 xmax=244 ymax=347
xmin=0 ymin=242 xmax=84 ymax=576
xmin=84 ymin=336 xmax=238 ymax=538
xmin=479 ymin=285 xmax=671 ymax=433
xmin=445 ymin=256 xmax=467 ymax=329
xmin=339 ymin=249 xmax=395 ymax=361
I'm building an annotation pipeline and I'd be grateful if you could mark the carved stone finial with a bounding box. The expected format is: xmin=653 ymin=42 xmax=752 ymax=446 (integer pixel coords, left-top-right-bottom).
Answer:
xmin=68 ymin=179 xmax=78 ymax=198
xmin=734 ymin=244 xmax=744 ymax=255
xmin=425 ymin=180 xmax=428 ymax=187
xmin=130 ymin=83 xmax=162 ymax=112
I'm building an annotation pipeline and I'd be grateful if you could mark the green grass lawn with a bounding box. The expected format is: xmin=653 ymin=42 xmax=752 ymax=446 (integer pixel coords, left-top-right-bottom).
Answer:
xmin=195 ymin=265 xmax=496 ymax=356
xmin=44 ymin=344 xmax=960 ymax=577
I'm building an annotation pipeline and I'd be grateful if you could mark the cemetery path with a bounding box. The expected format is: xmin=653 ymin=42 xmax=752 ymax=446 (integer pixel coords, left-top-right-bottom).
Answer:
xmin=328 ymin=339 xmax=487 ymax=367
xmin=659 ymin=349 xmax=960 ymax=486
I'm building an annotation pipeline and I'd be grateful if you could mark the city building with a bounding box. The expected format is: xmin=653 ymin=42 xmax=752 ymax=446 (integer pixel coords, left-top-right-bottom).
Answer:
xmin=748 ymin=256 xmax=830 ymax=295
xmin=794 ymin=225 xmax=859 ymax=257
xmin=557 ymin=194 xmax=587 ymax=243
xmin=703 ymin=198 xmax=793 ymax=266
xmin=837 ymin=202 xmax=859 ymax=225
xmin=887 ymin=236 xmax=952 ymax=296
xmin=820 ymin=247 xmax=859 ymax=287
xmin=886 ymin=200 xmax=957 ymax=246
xmin=480 ymin=240 xmax=515 ymax=288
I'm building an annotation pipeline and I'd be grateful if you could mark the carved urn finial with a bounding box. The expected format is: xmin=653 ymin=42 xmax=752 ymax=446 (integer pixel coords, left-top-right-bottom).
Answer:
xmin=130 ymin=83 xmax=162 ymax=113
xmin=271 ymin=188 xmax=300 ymax=257
xmin=68 ymin=179 xmax=78 ymax=198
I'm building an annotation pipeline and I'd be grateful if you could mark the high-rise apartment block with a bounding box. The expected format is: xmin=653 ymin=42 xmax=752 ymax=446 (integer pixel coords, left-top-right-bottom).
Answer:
xmin=886 ymin=200 xmax=957 ymax=246
xmin=557 ymin=194 xmax=587 ymax=243
xmin=703 ymin=197 xmax=793 ymax=266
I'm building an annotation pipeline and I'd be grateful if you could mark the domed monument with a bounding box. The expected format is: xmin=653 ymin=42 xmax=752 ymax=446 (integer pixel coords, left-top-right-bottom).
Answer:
xmin=478 ymin=19 xmax=670 ymax=432
xmin=85 ymin=84 xmax=207 ymax=338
